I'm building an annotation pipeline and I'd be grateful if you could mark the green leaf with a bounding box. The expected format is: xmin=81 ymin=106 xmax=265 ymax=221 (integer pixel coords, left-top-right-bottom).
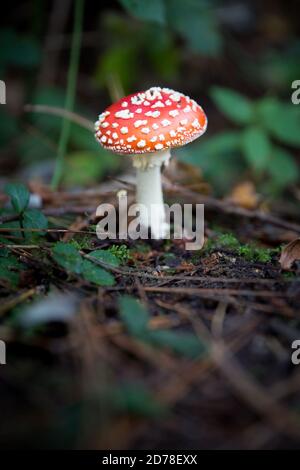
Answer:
xmin=52 ymin=242 xmax=83 ymax=274
xmin=0 ymin=29 xmax=41 ymax=69
xmin=118 ymin=295 xmax=207 ymax=358
xmin=119 ymin=0 xmax=166 ymax=24
xmin=118 ymin=295 xmax=149 ymax=337
xmin=177 ymin=132 xmax=244 ymax=195
xmin=81 ymin=259 xmax=115 ymax=286
xmin=0 ymin=252 xmax=24 ymax=287
xmin=211 ymin=87 xmax=255 ymax=125
xmin=4 ymin=183 xmax=30 ymax=214
xmin=193 ymin=132 xmax=241 ymax=160
xmin=257 ymin=97 xmax=300 ymax=147
xmin=166 ymin=0 xmax=222 ymax=56
xmin=147 ymin=329 xmax=206 ymax=358
xmin=23 ymin=209 xmax=48 ymax=237
xmin=268 ymin=147 xmax=299 ymax=188
xmin=241 ymin=126 xmax=271 ymax=172
xmin=89 ymin=250 xmax=120 ymax=267
xmin=94 ymin=44 xmax=138 ymax=93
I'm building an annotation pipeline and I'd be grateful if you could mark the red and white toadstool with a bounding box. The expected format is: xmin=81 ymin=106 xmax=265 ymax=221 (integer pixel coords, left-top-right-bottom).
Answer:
xmin=95 ymin=87 xmax=207 ymax=238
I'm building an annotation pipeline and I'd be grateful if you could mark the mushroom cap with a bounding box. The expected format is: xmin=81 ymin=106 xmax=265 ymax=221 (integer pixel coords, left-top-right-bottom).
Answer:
xmin=95 ymin=87 xmax=207 ymax=154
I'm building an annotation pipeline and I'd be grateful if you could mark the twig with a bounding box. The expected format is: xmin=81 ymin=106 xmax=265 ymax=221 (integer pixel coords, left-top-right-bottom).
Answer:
xmin=24 ymin=104 xmax=93 ymax=132
xmin=167 ymin=181 xmax=300 ymax=233
xmin=0 ymin=288 xmax=38 ymax=316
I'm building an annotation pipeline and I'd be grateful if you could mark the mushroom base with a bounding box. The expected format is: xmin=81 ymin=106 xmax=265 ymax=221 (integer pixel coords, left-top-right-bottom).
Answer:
xmin=132 ymin=150 xmax=171 ymax=239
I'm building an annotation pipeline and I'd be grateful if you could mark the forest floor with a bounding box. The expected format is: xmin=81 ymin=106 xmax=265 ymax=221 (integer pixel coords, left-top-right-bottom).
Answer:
xmin=1 ymin=165 xmax=300 ymax=450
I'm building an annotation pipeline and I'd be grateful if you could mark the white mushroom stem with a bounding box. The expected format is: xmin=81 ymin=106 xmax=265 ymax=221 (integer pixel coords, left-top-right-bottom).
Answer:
xmin=132 ymin=149 xmax=171 ymax=239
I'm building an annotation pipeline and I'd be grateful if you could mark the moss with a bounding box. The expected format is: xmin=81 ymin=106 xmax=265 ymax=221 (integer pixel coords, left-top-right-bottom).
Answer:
xmin=109 ymin=244 xmax=130 ymax=264
xmin=69 ymin=235 xmax=92 ymax=251
xmin=202 ymin=231 xmax=277 ymax=263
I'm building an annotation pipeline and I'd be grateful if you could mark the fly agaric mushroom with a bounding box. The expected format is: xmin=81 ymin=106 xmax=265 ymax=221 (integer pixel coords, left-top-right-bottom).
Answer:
xmin=95 ymin=87 xmax=207 ymax=238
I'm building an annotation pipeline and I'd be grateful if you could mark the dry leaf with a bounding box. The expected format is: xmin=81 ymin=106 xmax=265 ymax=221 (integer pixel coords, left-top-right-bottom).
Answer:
xmin=228 ymin=181 xmax=259 ymax=209
xmin=279 ymin=238 xmax=300 ymax=270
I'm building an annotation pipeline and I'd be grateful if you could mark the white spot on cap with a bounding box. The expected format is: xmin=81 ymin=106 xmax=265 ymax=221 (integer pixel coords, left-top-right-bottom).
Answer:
xmin=137 ymin=140 xmax=146 ymax=148
xmin=169 ymin=109 xmax=179 ymax=117
xmin=192 ymin=118 xmax=200 ymax=128
xmin=165 ymin=100 xmax=172 ymax=106
xmin=127 ymin=135 xmax=137 ymax=142
xmin=145 ymin=110 xmax=160 ymax=118
xmin=134 ymin=120 xmax=147 ymax=128
xmin=152 ymin=123 xmax=159 ymax=130
xmin=112 ymin=122 xmax=119 ymax=128
xmin=135 ymin=108 xmax=142 ymax=114
xmin=159 ymin=134 xmax=165 ymax=141
xmin=106 ymin=130 xmax=111 ymax=135
xmin=170 ymin=130 xmax=177 ymax=137
xmin=155 ymin=143 xmax=164 ymax=150
xmin=101 ymin=121 xmax=109 ymax=128
xmin=151 ymin=101 xmax=164 ymax=108
xmin=131 ymin=94 xmax=145 ymax=105
xmin=180 ymin=118 xmax=188 ymax=125
xmin=170 ymin=92 xmax=181 ymax=102
xmin=120 ymin=126 xmax=128 ymax=134
xmin=150 ymin=136 xmax=157 ymax=142
xmin=101 ymin=135 xmax=107 ymax=143
xmin=161 ymin=119 xmax=171 ymax=127
xmin=183 ymin=105 xmax=191 ymax=113
xmin=145 ymin=88 xmax=162 ymax=101
xmin=98 ymin=111 xmax=110 ymax=122
xmin=121 ymin=101 xmax=128 ymax=107
xmin=141 ymin=127 xmax=150 ymax=134
xmin=112 ymin=132 xmax=118 ymax=139
xmin=115 ymin=109 xmax=134 ymax=119
xmin=108 ymin=138 xmax=113 ymax=144
xmin=143 ymin=100 xmax=150 ymax=106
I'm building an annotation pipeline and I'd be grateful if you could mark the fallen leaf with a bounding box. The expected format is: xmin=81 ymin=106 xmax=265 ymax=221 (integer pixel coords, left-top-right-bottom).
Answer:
xmin=279 ymin=238 xmax=300 ymax=270
xmin=228 ymin=181 xmax=259 ymax=209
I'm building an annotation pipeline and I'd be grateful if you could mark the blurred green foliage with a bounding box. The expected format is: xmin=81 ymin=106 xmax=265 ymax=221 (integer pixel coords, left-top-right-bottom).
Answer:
xmin=94 ymin=12 xmax=180 ymax=93
xmin=0 ymin=28 xmax=41 ymax=73
xmin=1 ymin=1 xmax=299 ymax=198
xmin=51 ymin=242 xmax=116 ymax=286
xmin=119 ymin=295 xmax=207 ymax=358
xmin=179 ymin=88 xmax=300 ymax=195
xmin=119 ymin=0 xmax=222 ymax=55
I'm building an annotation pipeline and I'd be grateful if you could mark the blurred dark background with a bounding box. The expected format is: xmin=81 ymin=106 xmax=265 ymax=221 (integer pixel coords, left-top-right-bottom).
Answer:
xmin=1 ymin=0 xmax=300 ymax=200
xmin=1 ymin=0 xmax=300 ymax=451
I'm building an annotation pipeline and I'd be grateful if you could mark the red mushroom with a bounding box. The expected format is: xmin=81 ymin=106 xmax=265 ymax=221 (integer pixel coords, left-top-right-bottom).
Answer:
xmin=95 ymin=87 xmax=207 ymax=238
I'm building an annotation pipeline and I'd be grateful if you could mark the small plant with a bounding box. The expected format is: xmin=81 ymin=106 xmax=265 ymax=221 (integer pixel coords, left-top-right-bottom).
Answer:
xmin=4 ymin=183 xmax=48 ymax=242
xmin=108 ymin=244 xmax=130 ymax=264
